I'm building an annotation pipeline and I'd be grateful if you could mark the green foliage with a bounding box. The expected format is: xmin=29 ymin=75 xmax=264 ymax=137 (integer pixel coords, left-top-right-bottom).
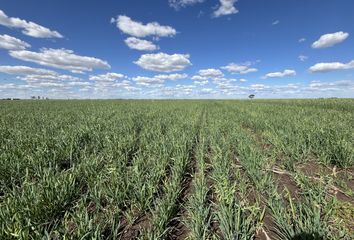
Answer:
xmin=0 ymin=99 xmax=353 ymax=239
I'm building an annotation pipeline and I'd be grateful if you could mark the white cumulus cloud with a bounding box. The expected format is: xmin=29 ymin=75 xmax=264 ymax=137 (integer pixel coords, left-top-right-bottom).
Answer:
xmin=221 ymin=63 xmax=258 ymax=74
xmin=111 ymin=15 xmax=177 ymax=38
xmin=312 ymin=31 xmax=349 ymax=49
xmin=124 ymin=37 xmax=159 ymax=51
xmin=309 ymin=60 xmax=354 ymax=73
xmin=0 ymin=9 xmax=63 ymax=38
xmin=134 ymin=52 xmax=191 ymax=72
xmin=213 ymin=0 xmax=239 ymax=18
xmin=263 ymin=69 xmax=296 ymax=78
xmin=198 ymin=68 xmax=224 ymax=78
xmin=9 ymin=48 xmax=111 ymax=73
xmin=132 ymin=76 xmax=164 ymax=86
xmin=0 ymin=34 xmax=30 ymax=50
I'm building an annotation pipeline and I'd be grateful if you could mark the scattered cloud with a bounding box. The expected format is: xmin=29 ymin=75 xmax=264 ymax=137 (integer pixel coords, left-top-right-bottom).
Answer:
xmin=174 ymin=84 xmax=195 ymax=94
xmin=67 ymin=81 xmax=92 ymax=87
xmin=134 ymin=52 xmax=191 ymax=72
xmin=250 ymin=84 xmax=266 ymax=90
xmin=221 ymin=62 xmax=258 ymax=74
xmin=132 ymin=76 xmax=164 ymax=86
xmin=198 ymin=68 xmax=224 ymax=78
xmin=308 ymin=80 xmax=354 ymax=91
xmin=200 ymin=88 xmax=214 ymax=93
xmin=263 ymin=69 xmax=296 ymax=78
xmin=312 ymin=31 xmax=349 ymax=49
xmin=0 ymin=83 xmax=33 ymax=91
xmin=272 ymin=20 xmax=280 ymax=25
xmin=124 ymin=37 xmax=159 ymax=51
xmin=36 ymin=82 xmax=65 ymax=88
xmin=213 ymin=0 xmax=239 ymax=18
xmin=191 ymin=75 xmax=211 ymax=86
xmin=0 ymin=9 xmax=63 ymax=38
xmin=169 ymin=0 xmax=205 ymax=9
xmin=213 ymin=77 xmax=238 ymax=91
xmin=0 ymin=65 xmax=55 ymax=76
xmin=93 ymin=79 xmax=131 ymax=89
xmin=169 ymin=0 xmax=238 ymax=18
xmin=19 ymin=74 xmax=80 ymax=83
xmin=1 ymin=6 xmax=352 ymax=99
xmin=111 ymin=15 xmax=177 ymax=38
xmin=194 ymin=79 xmax=209 ymax=85
xmin=130 ymin=73 xmax=187 ymax=87
xmin=9 ymin=48 xmax=111 ymax=73
xmin=89 ymin=72 xmax=127 ymax=81
xmin=191 ymin=75 xmax=207 ymax=81
xmin=0 ymin=34 xmax=30 ymax=50
xmin=298 ymin=55 xmax=308 ymax=62
xmin=155 ymin=73 xmax=188 ymax=80
xmin=0 ymin=65 xmax=81 ymax=86
xmin=309 ymin=60 xmax=354 ymax=73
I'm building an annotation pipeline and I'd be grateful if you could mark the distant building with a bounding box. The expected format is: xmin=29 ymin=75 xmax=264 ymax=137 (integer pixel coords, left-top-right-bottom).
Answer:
xmin=1 ymin=98 xmax=20 ymax=101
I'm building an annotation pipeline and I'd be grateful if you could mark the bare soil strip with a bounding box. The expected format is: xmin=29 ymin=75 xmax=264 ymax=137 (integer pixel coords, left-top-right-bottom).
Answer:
xmin=270 ymin=167 xmax=301 ymax=199
xmin=270 ymin=163 xmax=354 ymax=205
xmin=119 ymin=212 xmax=152 ymax=240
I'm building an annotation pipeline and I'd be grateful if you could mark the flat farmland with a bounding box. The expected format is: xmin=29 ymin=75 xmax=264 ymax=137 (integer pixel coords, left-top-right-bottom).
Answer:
xmin=0 ymin=99 xmax=353 ymax=239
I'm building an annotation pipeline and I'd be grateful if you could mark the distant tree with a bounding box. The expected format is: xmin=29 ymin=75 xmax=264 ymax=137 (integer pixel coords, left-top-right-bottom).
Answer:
xmin=38 ymin=96 xmax=40 ymax=100
xmin=249 ymin=94 xmax=255 ymax=99
xmin=31 ymin=96 xmax=36 ymax=100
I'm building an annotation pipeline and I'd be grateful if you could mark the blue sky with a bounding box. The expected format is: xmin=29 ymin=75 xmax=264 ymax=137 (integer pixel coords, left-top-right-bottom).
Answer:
xmin=0 ymin=0 xmax=353 ymax=99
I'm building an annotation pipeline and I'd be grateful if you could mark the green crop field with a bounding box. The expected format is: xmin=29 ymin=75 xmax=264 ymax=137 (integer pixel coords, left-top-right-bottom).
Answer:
xmin=0 ymin=99 xmax=353 ymax=239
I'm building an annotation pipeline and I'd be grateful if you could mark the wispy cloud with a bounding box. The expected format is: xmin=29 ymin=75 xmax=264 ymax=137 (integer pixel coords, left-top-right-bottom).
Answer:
xmin=298 ymin=55 xmax=308 ymax=62
xmin=272 ymin=20 xmax=280 ymax=25
xmin=263 ymin=69 xmax=296 ymax=79
xmin=169 ymin=0 xmax=205 ymax=9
